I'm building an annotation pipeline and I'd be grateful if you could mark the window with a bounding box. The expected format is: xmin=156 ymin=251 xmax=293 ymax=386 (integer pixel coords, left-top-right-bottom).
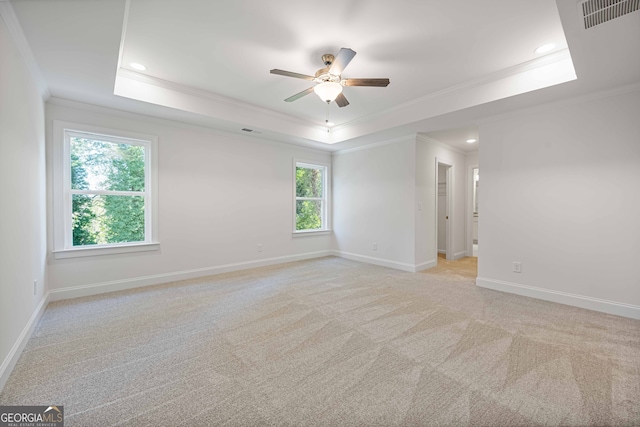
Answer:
xmin=53 ymin=121 xmax=158 ymax=258
xmin=294 ymin=161 xmax=330 ymax=233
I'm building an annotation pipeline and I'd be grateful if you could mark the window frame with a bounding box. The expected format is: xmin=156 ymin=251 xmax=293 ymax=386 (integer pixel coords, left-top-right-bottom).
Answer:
xmin=293 ymin=159 xmax=331 ymax=235
xmin=52 ymin=121 xmax=159 ymax=259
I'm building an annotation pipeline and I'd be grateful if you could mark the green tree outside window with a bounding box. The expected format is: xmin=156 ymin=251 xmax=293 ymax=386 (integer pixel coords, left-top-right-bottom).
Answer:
xmin=70 ymin=137 xmax=146 ymax=246
xmin=295 ymin=164 xmax=326 ymax=231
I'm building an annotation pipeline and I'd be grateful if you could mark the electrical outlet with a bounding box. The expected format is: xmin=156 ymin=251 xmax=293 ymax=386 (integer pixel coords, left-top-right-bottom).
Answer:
xmin=33 ymin=280 xmax=37 ymax=295
xmin=513 ymin=262 xmax=522 ymax=273
xmin=257 ymin=244 xmax=263 ymax=252
xmin=373 ymin=243 xmax=377 ymax=251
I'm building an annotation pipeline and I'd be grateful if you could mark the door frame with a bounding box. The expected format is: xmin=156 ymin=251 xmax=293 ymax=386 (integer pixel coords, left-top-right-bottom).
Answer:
xmin=435 ymin=159 xmax=454 ymax=261
xmin=466 ymin=164 xmax=479 ymax=257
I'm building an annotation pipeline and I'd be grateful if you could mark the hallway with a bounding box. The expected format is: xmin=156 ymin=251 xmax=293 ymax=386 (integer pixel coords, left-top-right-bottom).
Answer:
xmin=423 ymin=254 xmax=478 ymax=280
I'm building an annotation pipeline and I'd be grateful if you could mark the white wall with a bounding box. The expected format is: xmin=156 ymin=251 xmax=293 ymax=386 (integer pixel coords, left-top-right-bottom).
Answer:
xmin=415 ymin=136 xmax=467 ymax=267
xmin=0 ymin=16 xmax=47 ymax=388
xmin=333 ymin=134 xmax=467 ymax=272
xmin=477 ymin=89 xmax=640 ymax=317
xmin=332 ymin=137 xmax=417 ymax=270
xmin=45 ymin=101 xmax=333 ymax=296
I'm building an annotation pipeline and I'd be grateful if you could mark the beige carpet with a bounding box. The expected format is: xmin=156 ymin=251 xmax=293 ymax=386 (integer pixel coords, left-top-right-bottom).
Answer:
xmin=1 ymin=256 xmax=639 ymax=426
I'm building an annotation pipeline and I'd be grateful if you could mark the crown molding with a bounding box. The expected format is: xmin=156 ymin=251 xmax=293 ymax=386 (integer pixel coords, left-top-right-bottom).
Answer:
xmin=47 ymin=97 xmax=333 ymax=154
xmin=114 ymin=68 xmax=334 ymax=144
xmin=116 ymin=68 xmax=319 ymax=129
xmin=0 ymin=1 xmax=50 ymax=101
xmin=477 ymin=81 xmax=640 ymax=126
xmin=327 ymin=49 xmax=576 ymax=144
xmin=416 ymin=134 xmax=467 ymax=155
xmin=115 ymin=0 xmax=130 ymax=72
xmin=115 ymin=0 xmax=576 ymax=148
xmin=339 ymin=49 xmax=574 ymax=129
xmin=332 ymin=134 xmax=417 ymax=155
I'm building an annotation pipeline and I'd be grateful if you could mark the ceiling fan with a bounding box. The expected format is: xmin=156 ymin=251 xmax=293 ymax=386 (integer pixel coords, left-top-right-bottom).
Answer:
xmin=270 ymin=48 xmax=390 ymax=108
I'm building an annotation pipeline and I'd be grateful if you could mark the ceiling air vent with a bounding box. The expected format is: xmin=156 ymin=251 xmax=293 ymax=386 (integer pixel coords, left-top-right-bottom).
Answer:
xmin=579 ymin=0 xmax=639 ymax=29
xmin=241 ymin=128 xmax=262 ymax=134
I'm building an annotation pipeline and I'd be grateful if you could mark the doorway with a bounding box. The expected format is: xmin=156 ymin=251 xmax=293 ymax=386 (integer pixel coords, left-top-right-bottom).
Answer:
xmin=436 ymin=161 xmax=453 ymax=262
xmin=472 ymin=167 xmax=479 ymax=257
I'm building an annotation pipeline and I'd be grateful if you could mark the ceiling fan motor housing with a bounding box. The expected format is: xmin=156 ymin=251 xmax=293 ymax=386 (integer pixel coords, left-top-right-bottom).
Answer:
xmin=314 ymin=67 xmax=341 ymax=83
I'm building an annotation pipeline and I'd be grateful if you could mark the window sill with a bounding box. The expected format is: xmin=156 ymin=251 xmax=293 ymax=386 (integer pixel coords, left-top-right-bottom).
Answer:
xmin=52 ymin=242 xmax=160 ymax=259
xmin=292 ymin=230 xmax=332 ymax=237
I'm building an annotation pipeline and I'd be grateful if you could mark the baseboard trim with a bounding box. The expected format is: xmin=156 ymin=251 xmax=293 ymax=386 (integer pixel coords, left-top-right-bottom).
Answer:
xmin=414 ymin=259 xmax=437 ymax=272
xmin=476 ymin=277 xmax=640 ymax=320
xmin=454 ymin=251 xmax=467 ymax=260
xmin=49 ymin=249 xmax=439 ymax=303
xmin=436 ymin=251 xmax=466 ymax=260
xmin=334 ymin=251 xmax=417 ymax=272
xmin=0 ymin=293 xmax=50 ymax=392
xmin=49 ymin=250 xmax=334 ymax=301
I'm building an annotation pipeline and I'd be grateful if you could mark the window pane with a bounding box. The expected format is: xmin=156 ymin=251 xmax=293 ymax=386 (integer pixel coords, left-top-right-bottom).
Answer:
xmin=296 ymin=200 xmax=323 ymax=230
xmin=296 ymin=166 xmax=323 ymax=198
xmin=71 ymin=137 xmax=145 ymax=192
xmin=72 ymin=194 xmax=145 ymax=246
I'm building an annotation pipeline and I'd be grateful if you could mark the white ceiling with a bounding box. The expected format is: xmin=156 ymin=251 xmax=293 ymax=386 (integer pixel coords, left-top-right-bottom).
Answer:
xmin=7 ymin=0 xmax=640 ymax=151
xmin=121 ymin=0 xmax=567 ymax=125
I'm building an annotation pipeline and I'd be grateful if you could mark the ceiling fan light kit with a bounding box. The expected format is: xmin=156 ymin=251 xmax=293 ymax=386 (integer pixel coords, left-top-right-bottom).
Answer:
xmin=314 ymin=82 xmax=343 ymax=102
xmin=270 ymin=47 xmax=390 ymax=108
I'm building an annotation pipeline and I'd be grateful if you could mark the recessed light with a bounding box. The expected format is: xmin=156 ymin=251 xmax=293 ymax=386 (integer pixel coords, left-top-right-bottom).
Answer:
xmin=466 ymin=139 xmax=477 ymax=144
xmin=130 ymin=62 xmax=147 ymax=71
xmin=325 ymin=120 xmax=335 ymax=127
xmin=534 ymin=43 xmax=555 ymax=54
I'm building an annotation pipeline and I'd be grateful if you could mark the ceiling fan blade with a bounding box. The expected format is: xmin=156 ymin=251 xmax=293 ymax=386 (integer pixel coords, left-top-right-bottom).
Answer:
xmin=284 ymin=87 xmax=315 ymax=102
xmin=329 ymin=48 xmax=356 ymax=75
xmin=335 ymin=92 xmax=349 ymax=108
xmin=343 ymin=78 xmax=390 ymax=87
xmin=270 ymin=69 xmax=314 ymax=81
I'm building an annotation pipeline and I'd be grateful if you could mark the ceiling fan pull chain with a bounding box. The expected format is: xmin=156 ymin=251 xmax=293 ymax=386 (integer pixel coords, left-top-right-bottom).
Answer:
xmin=325 ymin=103 xmax=331 ymax=133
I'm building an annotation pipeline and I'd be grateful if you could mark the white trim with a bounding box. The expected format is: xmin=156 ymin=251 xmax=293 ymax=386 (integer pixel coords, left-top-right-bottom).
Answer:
xmin=0 ymin=293 xmax=50 ymax=393
xmin=436 ymin=250 xmax=466 ymax=259
xmin=477 ymin=82 xmax=640 ymax=126
xmin=338 ymin=49 xmax=573 ymax=129
xmin=454 ymin=251 xmax=467 ymax=260
xmin=332 ymin=134 xmax=416 ymax=155
xmin=0 ymin=2 xmax=51 ymax=100
xmin=52 ymin=120 xmax=159 ymax=254
xmin=446 ymin=165 xmax=455 ymax=261
xmin=476 ymin=277 xmax=640 ymax=320
xmin=414 ymin=259 xmax=437 ymax=272
xmin=49 ymin=250 xmax=334 ymax=301
xmin=292 ymin=230 xmax=332 ymax=237
xmin=116 ymin=0 xmax=131 ymax=73
xmin=334 ymin=251 xmax=417 ymax=272
xmin=466 ymin=164 xmax=479 ymax=257
xmin=435 ymin=159 xmax=454 ymax=261
xmin=47 ymin=97 xmax=332 ymax=155
xmin=116 ymin=68 xmax=320 ymax=129
xmin=417 ymin=134 xmax=467 ymax=155
xmin=53 ymin=242 xmax=160 ymax=259
xmin=293 ymin=159 xmax=331 ymax=233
